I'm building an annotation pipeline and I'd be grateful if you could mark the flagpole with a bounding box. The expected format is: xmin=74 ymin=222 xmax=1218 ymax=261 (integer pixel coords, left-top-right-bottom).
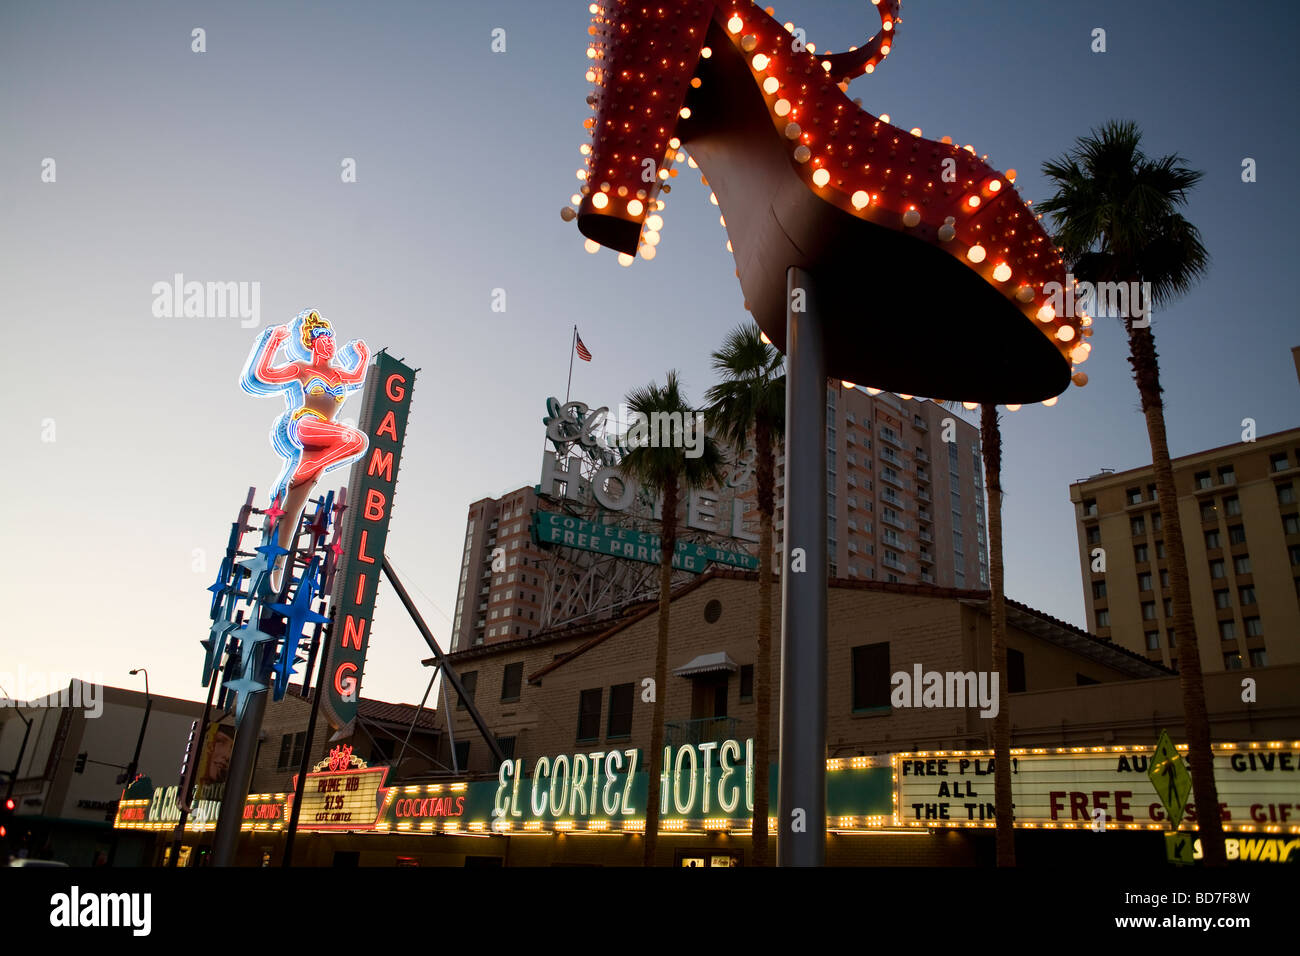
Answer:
xmin=564 ymin=324 xmax=577 ymax=403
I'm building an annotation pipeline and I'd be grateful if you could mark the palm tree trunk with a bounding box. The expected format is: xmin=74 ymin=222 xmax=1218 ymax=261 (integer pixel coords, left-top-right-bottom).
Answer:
xmin=643 ymin=471 xmax=678 ymax=866
xmin=752 ymin=416 xmax=774 ymax=865
xmin=981 ymin=404 xmax=1015 ymax=866
xmin=1126 ymin=319 xmax=1227 ymax=866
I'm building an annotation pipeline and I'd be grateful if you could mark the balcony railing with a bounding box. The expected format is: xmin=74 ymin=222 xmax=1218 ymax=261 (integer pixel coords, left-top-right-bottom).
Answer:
xmin=665 ymin=717 xmax=740 ymax=749
xmin=882 ymin=555 xmax=907 ymax=572
xmin=917 ymin=489 xmax=931 ymax=503
xmin=918 ymin=550 xmax=934 ymax=564
xmin=916 ymin=450 xmax=930 ymax=464
xmin=879 ymin=430 xmax=904 ymax=449
xmin=919 ymin=530 xmax=934 ymax=544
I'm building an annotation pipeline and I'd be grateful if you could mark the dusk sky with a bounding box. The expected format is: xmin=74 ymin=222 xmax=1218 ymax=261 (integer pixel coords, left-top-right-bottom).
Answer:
xmin=1 ymin=0 xmax=1296 ymax=711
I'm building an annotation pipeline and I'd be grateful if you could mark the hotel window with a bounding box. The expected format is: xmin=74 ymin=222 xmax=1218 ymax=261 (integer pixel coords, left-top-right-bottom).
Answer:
xmin=1224 ymin=653 xmax=1244 ymax=670
xmin=1249 ymin=649 xmax=1268 ymax=667
xmin=1141 ymin=602 xmax=1156 ymax=621
xmin=1271 ymin=452 xmax=1290 ymax=472
xmin=1131 ymin=516 xmax=1146 ymax=535
xmin=1291 ymin=545 xmax=1300 ymax=566
xmin=1127 ymin=487 xmax=1143 ymax=505
xmin=1279 ymin=484 xmax=1296 ymax=505
xmin=1136 ymin=573 xmax=1151 ymax=592
xmin=1284 ymin=514 xmax=1300 ymax=535
xmin=1083 ymin=498 xmax=1098 ymax=517
xmin=1145 ymin=632 xmax=1160 ymax=650
xmin=277 ymin=731 xmax=306 ymax=770
xmin=1214 ymin=589 xmax=1231 ymax=609
xmin=1225 ymin=495 xmax=1242 ymax=516
xmin=1218 ymin=466 xmax=1236 ymax=485
xmin=1134 ymin=544 xmax=1150 ymax=563
xmin=1219 ymin=620 xmax=1236 ymax=641
xmin=454 ymin=741 xmax=471 ymax=769
xmin=501 ymin=662 xmax=523 ymax=702
xmin=1086 ymin=526 xmax=1101 ymax=545
xmin=1210 ymin=560 xmax=1226 ymax=579
xmin=1148 ymin=484 xmax=1159 ymax=501
xmin=1167 ymin=629 xmax=1176 ymax=648
xmin=1199 ymin=501 xmax=1217 ymax=522
xmin=607 ymin=683 xmax=634 ymax=738
xmin=1204 ymin=530 xmax=1221 ymax=549
xmin=1233 ymin=555 xmax=1252 ymax=574
xmin=1007 ymin=649 xmax=1026 ymax=693
xmin=1163 ymin=598 xmax=1173 ymax=616
xmin=739 ymin=665 xmax=754 ymax=702
xmin=496 ymin=736 xmax=516 ymax=761
xmin=1194 ymin=471 xmax=1212 ymax=490
xmin=1239 ymin=586 xmax=1256 ymax=605
xmin=1156 ymin=541 xmax=1166 ymax=559
xmin=1245 ymin=617 xmax=1263 ymax=637
xmin=851 ymin=642 xmax=891 ymax=711
xmin=577 ymin=688 xmax=602 ymax=742
xmin=1152 ymin=512 xmax=1163 ymax=531
xmin=456 ymin=672 xmax=478 ymax=710
xmin=1160 ymin=569 xmax=1169 ymax=588
xmin=1228 ymin=525 xmax=1247 ymax=545
xmin=1092 ymin=579 xmax=1108 ymax=599
xmin=1096 ymin=609 xmax=1110 ymax=628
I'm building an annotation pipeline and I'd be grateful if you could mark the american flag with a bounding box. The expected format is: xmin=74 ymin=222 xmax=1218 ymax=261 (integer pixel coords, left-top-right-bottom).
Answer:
xmin=575 ymin=332 xmax=592 ymax=362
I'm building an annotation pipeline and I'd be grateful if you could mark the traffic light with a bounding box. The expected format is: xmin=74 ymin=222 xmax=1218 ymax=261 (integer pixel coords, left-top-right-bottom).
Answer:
xmin=1 ymin=796 xmax=15 ymax=839
xmin=74 ymin=752 xmax=88 ymax=774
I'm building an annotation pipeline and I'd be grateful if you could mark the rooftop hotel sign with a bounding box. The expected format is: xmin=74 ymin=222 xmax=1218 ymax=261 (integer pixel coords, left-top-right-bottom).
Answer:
xmin=894 ymin=742 xmax=1300 ymax=832
xmin=323 ymin=353 xmax=416 ymax=729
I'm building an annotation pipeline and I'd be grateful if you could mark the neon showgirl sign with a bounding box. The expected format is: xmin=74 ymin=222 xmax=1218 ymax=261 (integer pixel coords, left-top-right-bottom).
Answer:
xmin=240 ymin=309 xmax=370 ymax=548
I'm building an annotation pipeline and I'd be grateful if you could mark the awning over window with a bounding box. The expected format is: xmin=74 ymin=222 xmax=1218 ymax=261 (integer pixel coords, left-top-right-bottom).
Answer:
xmin=672 ymin=652 xmax=739 ymax=678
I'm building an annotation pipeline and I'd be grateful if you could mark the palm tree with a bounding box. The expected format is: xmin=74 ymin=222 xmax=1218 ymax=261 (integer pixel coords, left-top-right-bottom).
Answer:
xmin=704 ymin=324 xmax=785 ymax=867
xmin=943 ymin=401 xmax=1014 ymax=865
xmin=619 ymin=371 xmax=725 ymax=866
xmin=1039 ymin=120 xmax=1223 ymax=865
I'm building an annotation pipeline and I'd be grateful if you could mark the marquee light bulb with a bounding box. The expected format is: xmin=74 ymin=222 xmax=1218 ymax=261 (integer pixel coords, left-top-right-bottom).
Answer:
xmin=752 ymin=53 xmax=770 ymax=71
xmin=966 ymin=245 xmax=986 ymax=263
xmin=962 ymin=402 xmax=978 ymax=410
xmin=1037 ymin=304 xmax=1055 ymax=322
xmin=851 ymin=190 xmax=870 ymax=209
xmin=866 ymin=387 xmax=882 ymax=395
xmin=1005 ymin=404 xmax=1021 ymax=412
xmin=627 ymin=198 xmax=644 ymax=216
xmin=592 ymin=192 xmax=609 ymax=209
xmin=992 ymin=262 xmax=1011 ymax=282
xmin=763 ymin=76 xmax=780 ymax=94
xmin=646 ymin=214 xmax=664 ymax=230
xmin=1056 ymin=325 xmax=1076 ymax=341
xmin=1042 ymin=396 xmax=1058 ymax=407
xmin=618 ymin=252 xmax=634 ymax=266
xmin=584 ymin=239 xmax=600 ymax=254
xmin=727 ymin=15 xmax=743 ymax=33
xmin=812 ymin=168 xmax=830 ymax=187
xmin=774 ymin=98 xmax=791 ymax=116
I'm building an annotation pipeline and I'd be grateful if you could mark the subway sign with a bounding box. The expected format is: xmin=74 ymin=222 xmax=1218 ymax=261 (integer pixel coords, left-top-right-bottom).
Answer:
xmin=894 ymin=742 xmax=1300 ymax=833
xmin=324 ymin=352 xmax=416 ymax=729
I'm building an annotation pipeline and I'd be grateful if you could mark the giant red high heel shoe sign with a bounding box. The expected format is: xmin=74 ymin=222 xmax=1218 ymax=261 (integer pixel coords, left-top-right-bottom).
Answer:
xmin=565 ymin=0 xmax=1085 ymax=866
xmin=566 ymin=0 xmax=1090 ymax=401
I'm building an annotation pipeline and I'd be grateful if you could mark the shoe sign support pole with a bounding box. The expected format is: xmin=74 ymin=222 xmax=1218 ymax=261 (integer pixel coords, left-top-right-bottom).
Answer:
xmin=778 ymin=265 xmax=828 ymax=867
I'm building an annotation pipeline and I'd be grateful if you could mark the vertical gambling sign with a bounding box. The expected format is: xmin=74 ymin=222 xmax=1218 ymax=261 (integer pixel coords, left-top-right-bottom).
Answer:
xmin=323 ymin=351 xmax=416 ymax=729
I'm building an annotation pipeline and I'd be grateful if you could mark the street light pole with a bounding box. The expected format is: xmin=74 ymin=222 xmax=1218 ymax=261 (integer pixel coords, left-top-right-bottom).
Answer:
xmin=108 ymin=669 xmax=152 ymax=866
xmin=124 ymin=669 xmax=152 ymax=783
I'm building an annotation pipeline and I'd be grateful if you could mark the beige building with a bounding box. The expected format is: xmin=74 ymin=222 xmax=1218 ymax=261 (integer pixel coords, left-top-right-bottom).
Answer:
xmin=1069 ymin=426 xmax=1300 ymax=673
xmin=434 ymin=571 xmax=1175 ymax=775
xmin=451 ymin=387 xmax=987 ymax=651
